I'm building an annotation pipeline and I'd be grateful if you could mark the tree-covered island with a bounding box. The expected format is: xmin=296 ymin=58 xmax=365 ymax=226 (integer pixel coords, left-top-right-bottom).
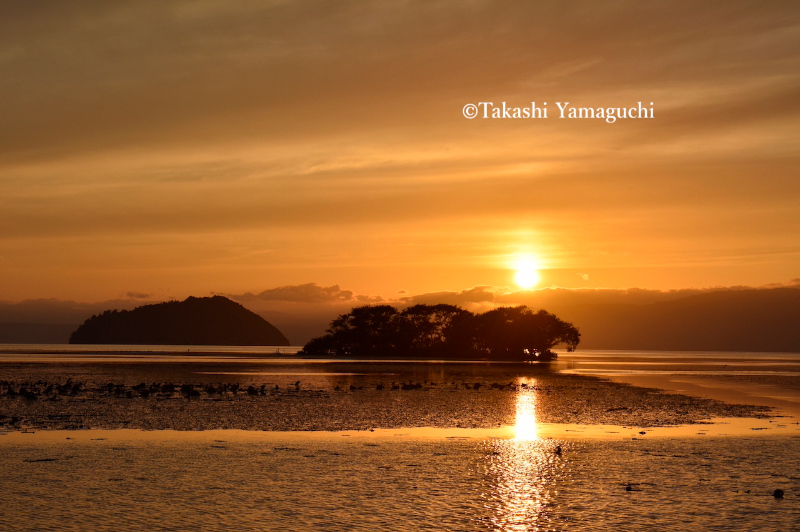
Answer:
xmin=299 ymin=304 xmax=580 ymax=360
xmin=69 ymin=296 xmax=289 ymax=346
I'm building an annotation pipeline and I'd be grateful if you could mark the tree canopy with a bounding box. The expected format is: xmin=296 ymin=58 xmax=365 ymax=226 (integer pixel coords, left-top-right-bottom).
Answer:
xmin=299 ymin=304 xmax=579 ymax=360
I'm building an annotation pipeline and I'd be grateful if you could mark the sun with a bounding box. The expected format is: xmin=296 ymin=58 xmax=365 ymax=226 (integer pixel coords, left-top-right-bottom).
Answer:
xmin=514 ymin=257 xmax=541 ymax=289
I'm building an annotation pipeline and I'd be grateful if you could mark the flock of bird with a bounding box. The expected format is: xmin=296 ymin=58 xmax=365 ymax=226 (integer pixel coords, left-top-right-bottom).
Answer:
xmin=0 ymin=378 xmax=533 ymax=401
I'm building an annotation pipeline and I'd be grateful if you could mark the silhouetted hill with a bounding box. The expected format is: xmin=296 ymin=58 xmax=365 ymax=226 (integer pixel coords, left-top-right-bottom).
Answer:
xmin=7 ymin=286 xmax=800 ymax=350
xmin=549 ymin=287 xmax=800 ymax=352
xmin=69 ymin=296 xmax=290 ymax=346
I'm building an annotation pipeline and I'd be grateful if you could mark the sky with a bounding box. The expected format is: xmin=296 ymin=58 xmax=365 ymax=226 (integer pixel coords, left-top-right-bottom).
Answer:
xmin=1 ymin=1 xmax=799 ymax=308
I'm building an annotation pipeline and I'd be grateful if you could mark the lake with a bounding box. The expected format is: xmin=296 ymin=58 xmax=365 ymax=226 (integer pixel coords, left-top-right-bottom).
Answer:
xmin=1 ymin=347 xmax=798 ymax=530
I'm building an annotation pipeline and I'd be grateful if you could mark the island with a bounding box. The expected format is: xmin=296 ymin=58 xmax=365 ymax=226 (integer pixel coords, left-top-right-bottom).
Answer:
xmin=69 ymin=295 xmax=290 ymax=346
xmin=300 ymin=304 xmax=580 ymax=360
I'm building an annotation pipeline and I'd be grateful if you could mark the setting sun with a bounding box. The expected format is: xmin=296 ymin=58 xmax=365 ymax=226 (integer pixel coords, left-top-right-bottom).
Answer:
xmin=514 ymin=257 xmax=541 ymax=289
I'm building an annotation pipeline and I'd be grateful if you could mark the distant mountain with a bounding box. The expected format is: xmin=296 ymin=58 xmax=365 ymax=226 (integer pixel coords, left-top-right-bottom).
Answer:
xmin=6 ymin=287 xmax=800 ymax=351
xmin=69 ymin=296 xmax=290 ymax=346
xmin=549 ymin=287 xmax=800 ymax=352
xmin=0 ymin=323 xmax=78 ymax=344
xmin=0 ymin=298 xmax=145 ymax=343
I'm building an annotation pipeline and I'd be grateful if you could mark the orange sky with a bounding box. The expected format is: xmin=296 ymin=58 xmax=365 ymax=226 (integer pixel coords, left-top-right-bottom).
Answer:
xmin=1 ymin=1 xmax=798 ymax=304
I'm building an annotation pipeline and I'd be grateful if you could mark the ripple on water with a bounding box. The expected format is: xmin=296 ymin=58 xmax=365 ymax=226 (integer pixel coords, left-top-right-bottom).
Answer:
xmin=0 ymin=433 xmax=798 ymax=531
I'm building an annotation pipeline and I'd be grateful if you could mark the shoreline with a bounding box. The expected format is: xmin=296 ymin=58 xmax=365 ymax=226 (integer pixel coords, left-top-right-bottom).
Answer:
xmin=3 ymin=351 xmax=796 ymax=433
xmin=2 ymin=415 xmax=800 ymax=443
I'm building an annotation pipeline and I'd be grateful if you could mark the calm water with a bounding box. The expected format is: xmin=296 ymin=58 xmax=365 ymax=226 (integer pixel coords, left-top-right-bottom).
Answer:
xmin=2 ymin=345 xmax=798 ymax=369
xmin=2 ymin=429 xmax=798 ymax=531
xmin=554 ymin=350 xmax=800 ymax=376
xmin=1 ymin=347 xmax=799 ymax=530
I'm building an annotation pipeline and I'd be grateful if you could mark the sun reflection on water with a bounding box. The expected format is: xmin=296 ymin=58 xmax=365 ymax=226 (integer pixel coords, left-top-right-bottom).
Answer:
xmin=485 ymin=381 xmax=565 ymax=531
xmin=514 ymin=385 xmax=538 ymax=441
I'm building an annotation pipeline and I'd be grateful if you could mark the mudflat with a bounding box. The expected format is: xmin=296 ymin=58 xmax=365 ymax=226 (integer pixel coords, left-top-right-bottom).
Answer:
xmin=0 ymin=358 xmax=772 ymax=431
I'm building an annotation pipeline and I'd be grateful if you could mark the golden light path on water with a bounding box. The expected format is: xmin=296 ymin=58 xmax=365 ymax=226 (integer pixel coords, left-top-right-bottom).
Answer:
xmin=487 ymin=380 xmax=565 ymax=531
xmin=514 ymin=385 xmax=539 ymax=442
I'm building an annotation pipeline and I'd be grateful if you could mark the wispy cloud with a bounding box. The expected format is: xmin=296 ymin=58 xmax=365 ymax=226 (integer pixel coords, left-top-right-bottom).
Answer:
xmin=224 ymin=283 xmax=382 ymax=304
xmin=1 ymin=1 xmax=798 ymax=301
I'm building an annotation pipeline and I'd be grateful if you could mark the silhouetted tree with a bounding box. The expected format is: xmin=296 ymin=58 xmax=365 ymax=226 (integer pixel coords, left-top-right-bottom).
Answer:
xmin=474 ymin=306 xmax=580 ymax=360
xmin=323 ymin=304 xmax=400 ymax=357
xmin=300 ymin=303 xmax=580 ymax=360
xmin=397 ymin=304 xmax=474 ymax=356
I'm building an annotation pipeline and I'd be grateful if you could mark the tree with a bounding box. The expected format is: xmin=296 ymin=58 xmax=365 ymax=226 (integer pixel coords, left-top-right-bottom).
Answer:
xmin=316 ymin=304 xmax=399 ymax=357
xmin=475 ymin=306 xmax=580 ymax=360
xmin=300 ymin=303 xmax=580 ymax=360
xmin=397 ymin=304 xmax=474 ymax=357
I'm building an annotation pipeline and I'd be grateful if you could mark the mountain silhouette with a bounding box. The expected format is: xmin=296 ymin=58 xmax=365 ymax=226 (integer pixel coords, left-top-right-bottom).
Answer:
xmin=548 ymin=287 xmax=800 ymax=352
xmin=69 ymin=296 xmax=289 ymax=345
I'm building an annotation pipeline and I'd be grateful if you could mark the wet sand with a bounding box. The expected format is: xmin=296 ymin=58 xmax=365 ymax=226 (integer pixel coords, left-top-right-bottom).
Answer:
xmin=602 ymin=375 xmax=800 ymax=419
xmin=0 ymin=358 xmax=773 ymax=431
xmin=554 ymin=350 xmax=800 ymax=419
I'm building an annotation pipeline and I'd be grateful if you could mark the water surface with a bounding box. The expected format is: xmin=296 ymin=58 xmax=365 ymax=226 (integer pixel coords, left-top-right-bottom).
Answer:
xmin=2 ymin=428 xmax=798 ymax=531
xmin=2 ymin=347 xmax=798 ymax=530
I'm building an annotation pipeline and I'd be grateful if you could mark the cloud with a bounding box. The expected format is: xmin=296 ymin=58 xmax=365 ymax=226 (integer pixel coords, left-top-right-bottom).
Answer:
xmin=398 ymin=286 xmax=496 ymax=306
xmin=356 ymin=294 xmax=385 ymax=303
xmin=393 ymin=285 xmax=734 ymax=309
xmin=760 ymin=278 xmax=800 ymax=289
xmin=391 ymin=284 xmax=778 ymax=310
xmin=225 ymin=283 xmax=382 ymax=304
xmin=125 ymin=291 xmax=151 ymax=299
xmin=5 ymin=0 xmax=797 ymax=168
xmin=1 ymin=2 xmax=797 ymax=301
xmin=234 ymin=281 xmax=800 ymax=316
